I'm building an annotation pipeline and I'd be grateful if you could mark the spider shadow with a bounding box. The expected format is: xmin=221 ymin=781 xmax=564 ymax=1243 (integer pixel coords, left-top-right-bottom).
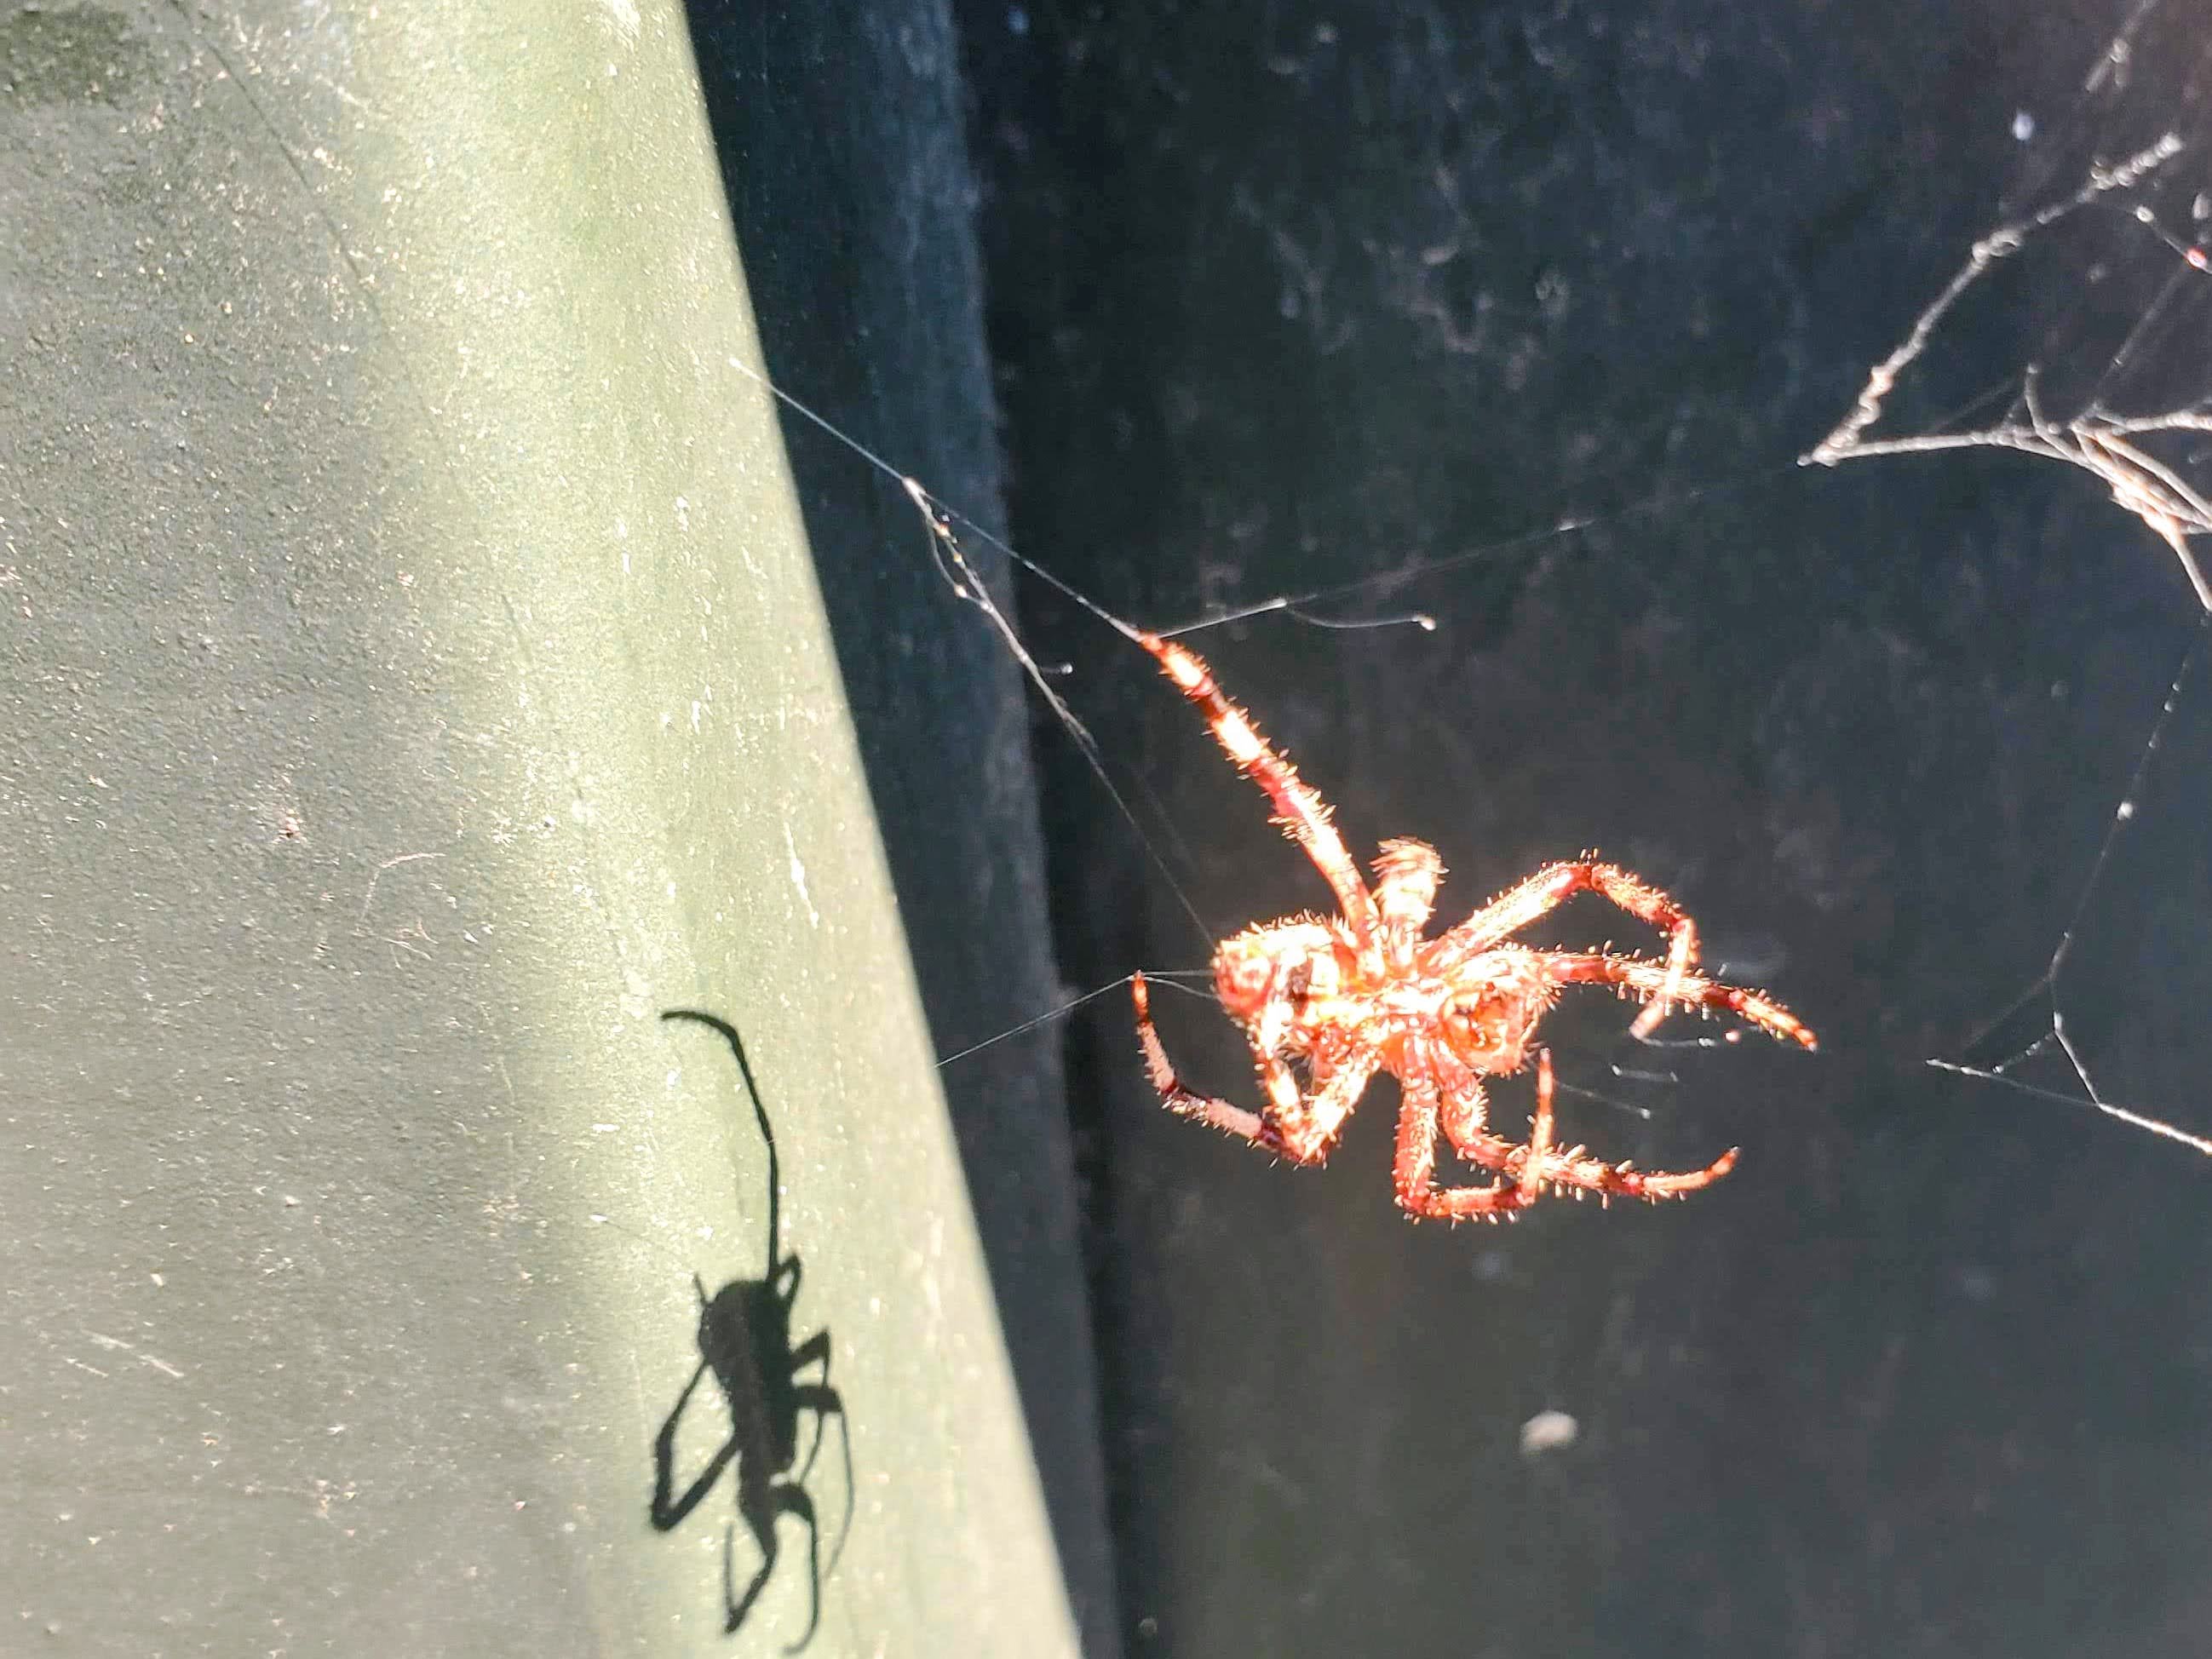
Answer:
xmin=652 ymin=1008 xmax=854 ymax=1653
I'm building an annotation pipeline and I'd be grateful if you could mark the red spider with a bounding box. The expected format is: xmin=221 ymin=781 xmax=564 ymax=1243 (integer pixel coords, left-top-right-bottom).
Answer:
xmin=1129 ymin=631 xmax=1815 ymax=1222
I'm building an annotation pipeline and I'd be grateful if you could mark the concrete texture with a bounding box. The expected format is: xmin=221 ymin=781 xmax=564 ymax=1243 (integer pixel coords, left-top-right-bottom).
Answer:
xmin=0 ymin=2 xmax=1083 ymax=1652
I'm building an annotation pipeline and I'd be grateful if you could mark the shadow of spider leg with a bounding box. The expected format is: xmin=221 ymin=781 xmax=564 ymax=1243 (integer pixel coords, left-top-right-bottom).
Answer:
xmin=786 ymin=1330 xmax=851 ymax=1495
xmin=655 ymin=1283 xmax=852 ymax=1650
xmin=725 ymin=1489 xmax=793 ymax=1633
xmin=723 ymin=1478 xmax=812 ymax=1642
xmin=651 ymin=1357 xmax=741 ymax=1530
xmin=734 ymin=1398 xmax=853 ymax=1654
xmin=652 ymin=1348 xmax=852 ymax=1652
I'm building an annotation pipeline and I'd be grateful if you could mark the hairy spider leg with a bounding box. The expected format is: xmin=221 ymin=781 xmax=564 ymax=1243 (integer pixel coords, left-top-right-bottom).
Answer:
xmin=1136 ymin=631 xmax=1383 ymax=973
xmin=1132 ymin=969 xmax=1377 ymax=1162
xmin=1401 ymin=1049 xmax=1741 ymax=1221
xmin=1430 ymin=858 xmax=1707 ymax=1038
xmin=1372 ymin=837 xmax=1445 ymax=970
xmin=1518 ymin=1051 xmax=1555 ymax=1202
xmin=1543 ymin=952 xmax=1816 ymax=1050
xmin=1444 ymin=1109 xmax=1741 ymax=1204
xmin=1394 ymin=1069 xmax=1542 ymax=1220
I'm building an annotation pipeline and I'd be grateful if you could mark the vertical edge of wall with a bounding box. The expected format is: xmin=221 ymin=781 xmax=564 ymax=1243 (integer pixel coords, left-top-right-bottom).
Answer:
xmin=0 ymin=1 xmax=1083 ymax=1653
xmin=676 ymin=9 xmax=1123 ymax=1650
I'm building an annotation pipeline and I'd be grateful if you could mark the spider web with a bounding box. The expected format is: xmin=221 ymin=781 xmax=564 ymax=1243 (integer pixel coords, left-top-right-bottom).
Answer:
xmin=751 ymin=0 xmax=2212 ymax=1174
xmin=1805 ymin=0 xmax=2212 ymax=1158
xmin=765 ymin=7 xmax=2212 ymax=1650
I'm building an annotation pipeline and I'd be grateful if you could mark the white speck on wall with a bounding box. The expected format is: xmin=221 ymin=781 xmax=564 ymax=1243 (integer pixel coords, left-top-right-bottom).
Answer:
xmin=2012 ymin=110 xmax=2035 ymax=141
xmin=1519 ymin=1409 xmax=1578 ymax=1456
xmin=784 ymin=822 xmax=820 ymax=927
xmin=599 ymin=0 xmax=640 ymax=45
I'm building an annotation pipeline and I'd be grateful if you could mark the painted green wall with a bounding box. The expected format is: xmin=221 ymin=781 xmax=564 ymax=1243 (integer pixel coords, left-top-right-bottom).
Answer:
xmin=0 ymin=2 xmax=1081 ymax=1651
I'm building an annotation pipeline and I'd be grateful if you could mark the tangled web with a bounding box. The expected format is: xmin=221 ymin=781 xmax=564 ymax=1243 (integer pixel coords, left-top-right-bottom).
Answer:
xmin=1807 ymin=0 xmax=2212 ymax=1156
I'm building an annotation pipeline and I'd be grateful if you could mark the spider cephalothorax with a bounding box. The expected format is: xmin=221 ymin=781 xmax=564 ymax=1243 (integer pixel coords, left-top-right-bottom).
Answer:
xmin=1130 ymin=630 xmax=1815 ymax=1222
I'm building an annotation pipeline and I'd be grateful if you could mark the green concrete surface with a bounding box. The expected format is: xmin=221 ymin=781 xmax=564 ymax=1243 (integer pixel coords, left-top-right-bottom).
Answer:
xmin=0 ymin=1 xmax=1082 ymax=1652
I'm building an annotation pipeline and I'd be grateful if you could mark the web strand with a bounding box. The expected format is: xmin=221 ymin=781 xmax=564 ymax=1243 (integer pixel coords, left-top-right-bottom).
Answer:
xmin=1804 ymin=134 xmax=2212 ymax=611
xmin=1803 ymin=36 xmax=2212 ymax=1162
xmin=1935 ymin=623 xmax=2212 ymax=1157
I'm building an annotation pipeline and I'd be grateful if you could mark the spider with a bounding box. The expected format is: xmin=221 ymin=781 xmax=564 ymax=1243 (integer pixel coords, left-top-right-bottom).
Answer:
xmin=1128 ymin=631 xmax=1816 ymax=1222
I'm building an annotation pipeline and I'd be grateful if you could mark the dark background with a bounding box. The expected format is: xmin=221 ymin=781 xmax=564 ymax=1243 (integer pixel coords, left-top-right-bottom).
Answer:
xmin=746 ymin=0 xmax=2212 ymax=1654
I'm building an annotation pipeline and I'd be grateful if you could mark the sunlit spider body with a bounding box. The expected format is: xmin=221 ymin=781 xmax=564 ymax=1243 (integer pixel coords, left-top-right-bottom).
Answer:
xmin=1129 ymin=632 xmax=1815 ymax=1222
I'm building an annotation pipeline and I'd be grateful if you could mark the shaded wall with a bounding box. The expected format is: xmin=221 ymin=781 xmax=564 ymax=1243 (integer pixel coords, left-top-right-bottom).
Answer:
xmin=956 ymin=1 xmax=2212 ymax=1653
xmin=677 ymin=6 xmax=1119 ymax=1648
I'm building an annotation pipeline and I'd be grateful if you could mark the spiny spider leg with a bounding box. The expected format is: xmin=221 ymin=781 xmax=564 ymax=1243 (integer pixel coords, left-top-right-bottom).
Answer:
xmin=1394 ymin=1071 xmax=1542 ymax=1220
xmin=1544 ymin=952 xmax=1816 ymax=1050
xmin=1411 ymin=1050 xmax=1741 ymax=1220
xmin=1135 ymin=630 xmax=1384 ymax=972
xmin=1134 ymin=970 xmax=1272 ymax=1145
xmin=1132 ymin=971 xmax=1375 ymax=1162
xmin=1448 ymin=1119 xmax=1742 ymax=1203
xmin=1431 ymin=859 xmax=1704 ymax=1036
xmin=1520 ymin=1054 xmax=1554 ymax=1203
xmin=1273 ymin=1056 xmax=1380 ymax=1162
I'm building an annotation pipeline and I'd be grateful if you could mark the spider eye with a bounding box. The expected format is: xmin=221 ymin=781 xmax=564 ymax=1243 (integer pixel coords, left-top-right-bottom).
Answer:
xmin=1284 ymin=961 xmax=1313 ymax=1009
